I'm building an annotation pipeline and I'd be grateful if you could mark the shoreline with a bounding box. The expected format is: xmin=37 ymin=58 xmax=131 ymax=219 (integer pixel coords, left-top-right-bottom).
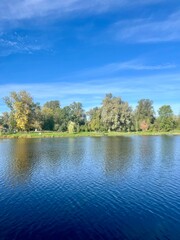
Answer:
xmin=0 ymin=131 xmax=180 ymax=139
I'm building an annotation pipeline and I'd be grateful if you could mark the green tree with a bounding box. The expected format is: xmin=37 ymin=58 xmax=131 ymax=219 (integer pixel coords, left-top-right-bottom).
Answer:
xmin=58 ymin=106 xmax=72 ymax=131
xmin=134 ymin=99 xmax=155 ymax=131
xmin=119 ymin=102 xmax=133 ymax=132
xmin=156 ymin=105 xmax=176 ymax=131
xmin=69 ymin=102 xmax=86 ymax=132
xmin=101 ymin=94 xmax=121 ymax=131
xmin=1 ymin=112 xmax=10 ymax=130
xmin=175 ymin=114 xmax=180 ymax=130
xmin=44 ymin=101 xmax=60 ymax=111
xmin=158 ymin=105 xmax=173 ymax=118
xmin=1 ymin=112 xmax=16 ymax=131
xmin=88 ymin=107 xmax=101 ymax=131
xmin=68 ymin=121 xmax=76 ymax=133
xmin=42 ymin=100 xmax=61 ymax=131
xmin=31 ymin=103 xmax=42 ymax=131
xmin=42 ymin=107 xmax=54 ymax=130
xmin=101 ymin=94 xmax=133 ymax=131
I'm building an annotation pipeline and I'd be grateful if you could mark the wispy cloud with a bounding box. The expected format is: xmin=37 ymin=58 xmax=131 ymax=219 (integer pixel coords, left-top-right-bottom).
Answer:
xmin=0 ymin=72 xmax=179 ymax=113
xmin=78 ymin=60 xmax=176 ymax=77
xmin=0 ymin=32 xmax=46 ymax=56
xmin=110 ymin=10 xmax=180 ymax=43
xmin=0 ymin=0 xmax=163 ymax=22
xmin=0 ymin=0 xmax=178 ymax=57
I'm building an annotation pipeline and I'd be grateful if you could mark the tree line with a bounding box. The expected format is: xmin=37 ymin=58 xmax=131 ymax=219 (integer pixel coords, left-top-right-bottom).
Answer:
xmin=0 ymin=91 xmax=179 ymax=133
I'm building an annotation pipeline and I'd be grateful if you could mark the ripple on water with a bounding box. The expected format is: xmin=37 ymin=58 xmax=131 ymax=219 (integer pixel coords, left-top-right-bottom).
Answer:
xmin=0 ymin=136 xmax=180 ymax=239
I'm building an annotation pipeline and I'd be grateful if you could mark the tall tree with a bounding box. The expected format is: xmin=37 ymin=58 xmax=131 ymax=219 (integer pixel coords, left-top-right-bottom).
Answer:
xmin=119 ymin=102 xmax=133 ymax=132
xmin=4 ymin=91 xmax=36 ymax=131
xmin=41 ymin=107 xmax=54 ymax=130
xmin=31 ymin=103 xmax=43 ymax=131
xmin=101 ymin=94 xmax=133 ymax=131
xmin=101 ymin=94 xmax=121 ymax=131
xmin=134 ymin=99 xmax=155 ymax=131
xmin=58 ymin=106 xmax=72 ymax=131
xmin=156 ymin=105 xmax=176 ymax=131
xmin=42 ymin=100 xmax=61 ymax=130
xmin=1 ymin=111 xmax=16 ymax=132
xmin=158 ymin=105 xmax=173 ymax=118
xmin=88 ymin=107 xmax=102 ymax=131
xmin=69 ymin=102 xmax=86 ymax=132
xmin=1 ymin=112 xmax=9 ymax=130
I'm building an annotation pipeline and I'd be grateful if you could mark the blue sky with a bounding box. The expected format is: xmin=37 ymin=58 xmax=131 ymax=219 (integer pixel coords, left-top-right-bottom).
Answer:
xmin=0 ymin=0 xmax=180 ymax=114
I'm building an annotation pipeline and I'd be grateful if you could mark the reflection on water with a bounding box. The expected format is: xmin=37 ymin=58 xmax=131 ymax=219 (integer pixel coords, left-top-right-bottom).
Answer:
xmin=102 ymin=137 xmax=134 ymax=175
xmin=0 ymin=136 xmax=180 ymax=240
xmin=11 ymin=139 xmax=37 ymax=182
xmin=160 ymin=136 xmax=176 ymax=165
xmin=2 ymin=136 xmax=178 ymax=181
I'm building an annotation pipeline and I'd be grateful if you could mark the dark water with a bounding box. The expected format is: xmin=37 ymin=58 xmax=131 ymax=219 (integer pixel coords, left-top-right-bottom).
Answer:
xmin=0 ymin=136 xmax=180 ymax=240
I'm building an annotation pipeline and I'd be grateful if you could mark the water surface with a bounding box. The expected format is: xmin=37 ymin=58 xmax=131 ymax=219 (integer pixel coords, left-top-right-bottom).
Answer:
xmin=0 ymin=136 xmax=180 ymax=239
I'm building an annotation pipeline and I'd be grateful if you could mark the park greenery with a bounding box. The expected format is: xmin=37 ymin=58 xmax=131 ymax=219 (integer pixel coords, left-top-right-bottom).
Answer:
xmin=0 ymin=91 xmax=179 ymax=136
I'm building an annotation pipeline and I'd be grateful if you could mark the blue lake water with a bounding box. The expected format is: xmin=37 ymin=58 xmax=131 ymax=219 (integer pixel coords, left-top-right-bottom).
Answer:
xmin=0 ymin=136 xmax=180 ymax=239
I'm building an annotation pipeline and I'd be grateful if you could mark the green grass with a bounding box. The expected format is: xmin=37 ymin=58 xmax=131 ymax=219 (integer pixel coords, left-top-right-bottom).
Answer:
xmin=0 ymin=130 xmax=180 ymax=139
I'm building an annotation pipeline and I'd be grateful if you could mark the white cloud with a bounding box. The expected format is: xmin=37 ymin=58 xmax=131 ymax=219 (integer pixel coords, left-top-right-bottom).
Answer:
xmin=0 ymin=72 xmax=179 ymax=114
xmin=0 ymin=0 xmax=177 ymax=58
xmin=111 ymin=10 xmax=180 ymax=43
xmin=0 ymin=0 xmax=163 ymax=22
xmin=0 ymin=32 xmax=46 ymax=56
xmin=78 ymin=60 xmax=176 ymax=77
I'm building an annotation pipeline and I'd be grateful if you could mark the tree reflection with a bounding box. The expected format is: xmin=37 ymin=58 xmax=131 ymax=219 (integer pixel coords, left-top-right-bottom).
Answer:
xmin=160 ymin=136 xmax=175 ymax=167
xmin=102 ymin=137 xmax=134 ymax=175
xmin=10 ymin=139 xmax=39 ymax=183
xmin=136 ymin=136 xmax=157 ymax=171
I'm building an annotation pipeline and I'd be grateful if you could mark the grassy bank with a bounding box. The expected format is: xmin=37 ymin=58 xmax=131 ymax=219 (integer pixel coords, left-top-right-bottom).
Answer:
xmin=0 ymin=130 xmax=180 ymax=139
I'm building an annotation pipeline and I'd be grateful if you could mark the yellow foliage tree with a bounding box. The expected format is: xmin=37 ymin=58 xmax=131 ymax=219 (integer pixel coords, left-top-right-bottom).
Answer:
xmin=4 ymin=91 xmax=36 ymax=131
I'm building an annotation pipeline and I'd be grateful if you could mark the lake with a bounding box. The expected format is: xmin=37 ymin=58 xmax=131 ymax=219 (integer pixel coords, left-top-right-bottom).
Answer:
xmin=0 ymin=136 xmax=180 ymax=239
